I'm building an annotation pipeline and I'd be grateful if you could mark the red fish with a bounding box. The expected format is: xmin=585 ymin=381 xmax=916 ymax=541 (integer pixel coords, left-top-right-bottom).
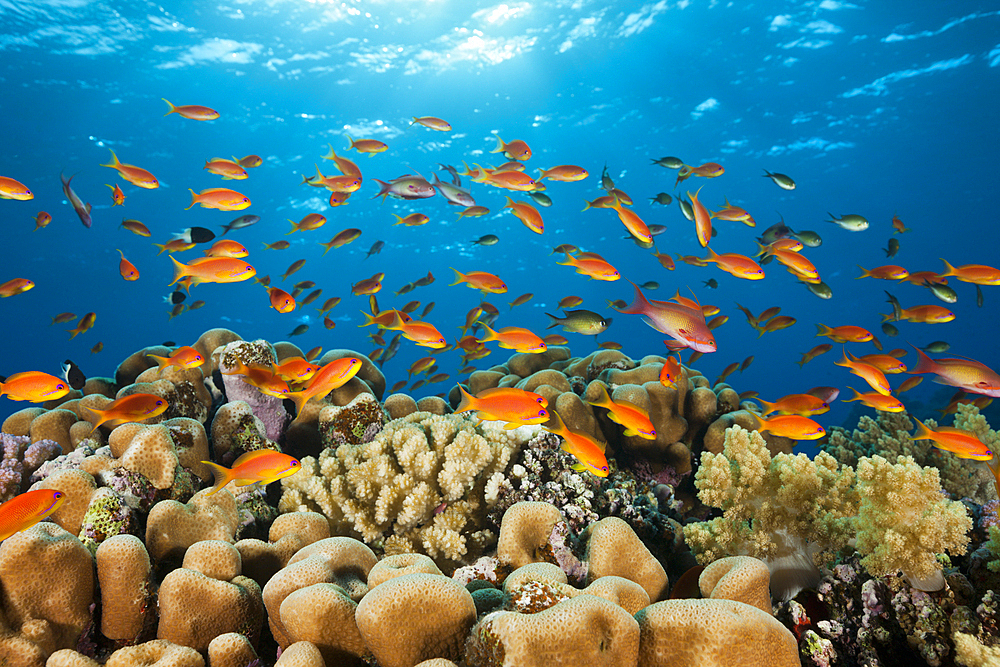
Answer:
xmin=909 ymin=347 xmax=1000 ymax=397
xmin=616 ymin=282 xmax=716 ymax=353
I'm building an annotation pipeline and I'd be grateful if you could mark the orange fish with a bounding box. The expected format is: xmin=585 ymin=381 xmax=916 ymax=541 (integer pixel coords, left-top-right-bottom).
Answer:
xmin=120 ymin=218 xmax=151 ymax=236
xmin=263 ymin=240 xmax=290 ymax=251
xmin=311 ymin=165 xmax=362 ymax=193
xmin=411 ymin=116 xmax=452 ymax=132
xmin=450 ymin=268 xmax=507 ymax=294
xmin=280 ymin=259 xmax=306 ymax=281
xmin=755 ymin=393 xmax=829 ymax=417
xmin=588 ymin=383 xmax=655 ymax=439
xmin=287 ymin=213 xmax=327 ymax=234
xmin=478 ymin=325 xmax=547 ymax=354
xmin=459 ymin=206 xmax=491 ymax=219
xmin=796 ymin=343 xmax=833 ymax=368
xmin=896 ymin=376 xmax=923 ymax=394
xmin=0 ymin=176 xmax=33 ymax=200
xmin=85 ymin=393 xmax=169 ymax=433
xmin=100 ymin=150 xmax=158 ymax=189
xmin=455 ymin=385 xmax=548 ymax=428
xmin=909 ymin=347 xmax=1000 ymax=397
xmin=201 ymin=450 xmax=301 ymax=496
xmin=0 ymin=371 xmax=69 ymax=402
xmin=753 ymin=414 xmax=826 ymax=440
xmin=608 ymin=197 xmax=652 ymax=244
xmin=536 ymin=165 xmax=588 ymax=182
xmin=407 ymin=357 xmax=437 ymax=378
xmin=815 ymin=324 xmax=873 ymax=344
xmin=169 ymin=256 xmax=255 ymax=287
xmin=273 ymin=357 xmax=318 ymax=383
xmin=702 ymin=247 xmax=764 ymax=280
xmin=659 ymin=356 xmax=683 ymax=387
xmin=205 ymin=239 xmax=249 ymax=258
xmin=474 ymin=168 xmax=538 ymax=192
xmin=346 ymin=134 xmax=387 ymax=155
xmin=508 ymin=293 xmax=533 ymax=309
xmin=939 ymin=259 xmax=1000 ymax=285
xmin=843 ymin=387 xmax=905 ymax=413
xmin=106 ymin=183 xmax=125 ymax=206
xmin=0 ymin=278 xmax=34 ymax=298
xmin=32 ymin=211 xmax=52 ymax=231
xmin=116 ymin=249 xmax=139 ymax=281
xmin=0 ymin=490 xmax=66 ymax=541
xmin=204 ymin=158 xmax=248 ymax=180
xmin=238 ymin=154 xmax=263 ymax=168
xmin=909 ymin=419 xmax=992 ymax=461
xmin=395 ymin=319 xmax=447 ymax=349
xmin=857 ymin=354 xmax=907 ymax=374
xmin=392 ymin=213 xmax=430 ymax=227
xmin=319 ymin=228 xmax=362 ymax=255
xmin=287 ymin=357 xmax=363 ymax=414
xmin=352 ymin=273 xmax=385 ymax=296
xmin=153 ymin=239 xmax=196 ymax=255
xmin=884 ymin=305 xmax=955 ymax=324
xmin=491 ymin=136 xmax=531 ymax=161
xmin=834 ymin=349 xmax=891 ymax=395
xmin=891 ymin=214 xmax=910 ymax=234
xmin=186 ymin=188 xmax=250 ymax=211
xmin=556 ymin=252 xmax=620 ymax=281
xmin=50 ymin=312 xmax=76 ymax=326
xmin=268 ymin=287 xmax=296 ymax=313
xmin=688 ymin=187 xmax=713 ymax=248
xmin=544 ymin=412 xmax=609 ymax=477
xmin=503 ymin=197 xmax=544 ymax=234
xmin=147 ymin=346 xmax=204 ymax=372
xmin=710 ymin=197 xmax=755 ymax=226
xmin=67 ymin=312 xmax=96 ymax=339
xmin=857 ymin=265 xmax=909 ymax=280
xmin=321 ymin=145 xmax=362 ymax=178
xmin=162 ymin=98 xmax=219 ymax=121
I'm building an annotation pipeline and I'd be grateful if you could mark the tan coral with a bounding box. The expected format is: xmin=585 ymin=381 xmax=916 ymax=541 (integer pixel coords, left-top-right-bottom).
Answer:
xmin=2 ymin=407 xmax=45 ymax=437
xmin=467 ymin=594 xmax=639 ymax=667
xmin=207 ymin=633 xmax=258 ymax=667
xmin=96 ymin=534 xmax=151 ymax=642
xmin=195 ymin=328 xmax=243 ymax=376
xmin=43 ymin=649 xmax=101 ymax=667
xmin=235 ymin=511 xmax=330 ymax=588
xmin=157 ymin=567 xmax=263 ymax=652
xmin=384 ymin=393 xmax=419 ymax=420
xmin=182 ymin=540 xmax=242 ymax=581
xmin=503 ymin=562 xmax=568 ymax=591
xmin=368 ymin=553 xmax=443 ymax=588
xmin=145 ymin=489 xmax=239 ymax=561
xmin=279 ymin=583 xmax=367 ymax=665
xmin=33 ymin=468 xmax=97 ymax=537
xmin=275 ymin=641 xmax=325 ymax=667
xmin=582 ymin=576 xmax=650 ymax=615
xmin=496 ymin=501 xmax=563 ymax=569
xmin=105 ymin=639 xmax=205 ymax=667
xmin=585 ymin=516 xmax=668 ymax=602
xmin=355 ymin=573 xmax=476 ymax=667
xmin=262 ymin=537 xmax=377 ymax=648
xmin=27 ymin=409 xmax=79 ymax=451
xmin=699 ymin=556 xmax=771 ymax=614
xmin=161 ymin=417 xmax=212 ymax=481
xmin=0 ymin=523 xmax=94 ymax=658
xmin=634 ymin=598 xmax=798 ymax=667
xmin=108 ymin=423 xmax=180 ymax=489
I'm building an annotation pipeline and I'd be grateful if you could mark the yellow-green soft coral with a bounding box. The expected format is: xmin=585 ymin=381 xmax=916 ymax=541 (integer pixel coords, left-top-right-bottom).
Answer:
xmin=683 ymin=425 xmax=858 ymax=566
xmin=855 ymin=454 xmax=971 ymax=589
xmin=278 ymin=411 xmax=528 ymax=567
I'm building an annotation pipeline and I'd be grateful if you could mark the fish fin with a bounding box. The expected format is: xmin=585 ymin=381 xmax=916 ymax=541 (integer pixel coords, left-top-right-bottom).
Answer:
xmin=232 ymin=449 xmax=280 ymax=468
xmin=454 ymin=385 xmax=475 ymax=414
xmin=200 ymin=460 xmax=234 ymax=496
xmin=570 ymin=462 xmax=587 ymax=472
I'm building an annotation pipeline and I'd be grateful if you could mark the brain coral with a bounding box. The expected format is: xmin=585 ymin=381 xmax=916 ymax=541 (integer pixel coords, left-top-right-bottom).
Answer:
xmin=279 ymin=411 xmax=531 ymax=566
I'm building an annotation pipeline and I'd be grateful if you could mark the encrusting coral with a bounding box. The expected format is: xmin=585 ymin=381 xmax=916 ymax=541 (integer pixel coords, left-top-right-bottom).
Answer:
xmin=279 ymin=411 xmax=532 ymax=566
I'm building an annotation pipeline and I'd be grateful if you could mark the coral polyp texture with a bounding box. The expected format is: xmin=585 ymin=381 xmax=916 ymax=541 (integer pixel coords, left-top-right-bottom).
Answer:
xmin=0 ymin=328 xmax=995 ymax=666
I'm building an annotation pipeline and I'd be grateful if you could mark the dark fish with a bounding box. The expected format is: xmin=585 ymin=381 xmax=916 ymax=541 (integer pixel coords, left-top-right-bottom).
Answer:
xmin=544 ymin=309 xmax=610 ymax=336
xmin=167 ymin=290 xmax=187 ymax=305
xmin=650 ymin=192 xmax=673 ymax=205
xmin=600 ymin=164 xmax=615 ymax=192
xmin=976 ymin=284 xmax=984 ymax=307
xmin=921 ymin=341 xmax=950 ymax=353
xmin=175 ymin=226 xmax=215 ymax=244
xmin=288 ymin=324 xmax=309 ymax=336
xmin=219 ymin=214 xmax=260 ymax=235
xmin=790 ymin=229 xmax=822 ymax=247
xmin=803 ymin=281 xmax=832 ymax=299
xmin=61 ymin=360 xmax=86 ymax=390
xmin=758 ymin=218 xmax=792 ymax=245
xmin=922 ymin=280 xmax=957 ymax=304
xmin=762 ymin=169 xmax=796 ymax=190
xmin=162 ymin=341 xmax=177 ymax=347
xmin=437 ymin=163 xmax=461 ymax=186
xmin=472 ymin=235 xmax=499 ymax=246
xmin=648 ymin=224 xmax=668 ymax=236
xmin=677 ymin=195 xmax=694 ymax=221
xmin=365 ymin=240 xmax=385 ymax=260
xmin=884 ymin=291 xmax=903 ymax=322
xmin=884 ymin=238 xmax=900 ymax=258
xmin=881 ymin=322 xmax=899 ymax=337
xmin=527 ymin=191 xmax=552 ymax=207
xmin=651 ymin=156 xmax=684 ymax=169
xmin=703 ymin=279 xmax=718 ymax=289
xmin=640 ymin=281 xmax=659 ymax=290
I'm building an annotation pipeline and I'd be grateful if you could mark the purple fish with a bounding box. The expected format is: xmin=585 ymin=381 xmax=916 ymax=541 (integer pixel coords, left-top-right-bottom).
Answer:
xmin=60 ymin=172 xmax=91 ymax=228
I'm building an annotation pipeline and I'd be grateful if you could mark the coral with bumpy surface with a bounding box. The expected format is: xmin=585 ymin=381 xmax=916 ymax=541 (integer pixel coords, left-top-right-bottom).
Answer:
xmin=279 ymin=411 xmax=531 ymax=566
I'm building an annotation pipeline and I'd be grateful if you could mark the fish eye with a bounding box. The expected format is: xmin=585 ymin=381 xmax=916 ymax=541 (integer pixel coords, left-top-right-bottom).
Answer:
xmin=538 ymin=409 xmax=547 ymax=417
xmin=156 ymin=400 xmax=164 ymax=406
xmin=54 ymin=491 xmax=63 ymax=498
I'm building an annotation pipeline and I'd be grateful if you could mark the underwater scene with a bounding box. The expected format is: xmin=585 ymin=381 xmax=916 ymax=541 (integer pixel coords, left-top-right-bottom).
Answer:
xmin=1 ymin=1 xmax=999 ymax=665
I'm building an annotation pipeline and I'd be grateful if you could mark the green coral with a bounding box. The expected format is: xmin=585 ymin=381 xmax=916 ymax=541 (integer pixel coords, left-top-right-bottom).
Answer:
xmin=78 ymin=489 xmax=135 ymax=556
xmin=987 ymin=525 xmax=1000 ymax=573
xmin=319 ymin=393 xmax=388 ymax=447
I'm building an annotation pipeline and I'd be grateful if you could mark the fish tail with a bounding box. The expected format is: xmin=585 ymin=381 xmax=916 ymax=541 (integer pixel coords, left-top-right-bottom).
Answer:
xmin=856 ymin=265 xmax=871 ymax=279
xmin=448 ymin=267 xmax=466 ymax=287
xmin=162 ymin=98 xmax=177 ymax=115
xmin=370 ymin=179 xmax=391 ymax=203
xmin=755 ymin=398 xmax=775 ymax=416
xmin=490 ymin=136 xmax=505 ymax=154
xmin=454 ymin=385 xmax=477 ymax=414
xmin=201 ymin=460 xmax=235 ymax=496
xmin=616 ymin=280 xmax=650 ymax=315
xmin=185 ymin=188 xmax=199 ymax=210
xmin=285 ymin=220 xmax=299 ymax=235
xmin=910 ymin=345 xmax=939 ymax=375
xmin=147 ymin=354 xmax=170 ymax=370
xmin=345 ymin=134 xmax=355 ymax=149
xmin=909 ymin=418 xmax=934 ymax=442
xmin=544 ymin=411 xmax=568 ymax=438
xmin=168 ymin=256 xmax=189 ymax=287
xmin=544 ymin=313 xmax=561 ymax=329
xmin=101 ymin=148 xmax=121 ymax=169
xmin=815 ymin=324 xmax=831 ymax=338
xmin=86 ymin=407 xmax=108 ymax=434
xmin=478 ymin=324 xmax=498 ymax=343
xmin=588 ymin=383 xmax=613 ymax=409
xmin=286 ymin=389 xmax=312 ymax=417
xmin=939 ymin=258 xmax=957 ymax=277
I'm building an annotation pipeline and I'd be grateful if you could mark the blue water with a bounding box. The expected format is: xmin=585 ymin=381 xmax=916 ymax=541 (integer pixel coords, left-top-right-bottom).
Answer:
xmin=2 ymin=1 xmax=998 ymax=430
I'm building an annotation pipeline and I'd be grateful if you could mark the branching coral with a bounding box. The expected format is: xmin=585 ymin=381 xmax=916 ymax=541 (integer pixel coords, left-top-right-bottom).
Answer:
xmin=683 ymin=425 xmax=858 ymax=568
xmin=278 ymin=411 xmax=530 ymax=566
